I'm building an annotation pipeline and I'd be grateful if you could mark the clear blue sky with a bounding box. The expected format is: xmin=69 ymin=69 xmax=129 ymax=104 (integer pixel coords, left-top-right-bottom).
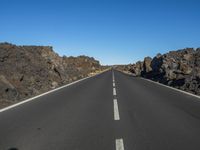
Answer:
xmin=1 ymin=0 xmax=200 ymax=65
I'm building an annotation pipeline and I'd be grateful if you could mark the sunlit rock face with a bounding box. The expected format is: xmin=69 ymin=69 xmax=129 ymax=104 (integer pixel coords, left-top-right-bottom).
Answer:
xmin=129 ymin=48 xmax=200 ymax=95
xmin=0 ymin=42 xmax=102 ymax=105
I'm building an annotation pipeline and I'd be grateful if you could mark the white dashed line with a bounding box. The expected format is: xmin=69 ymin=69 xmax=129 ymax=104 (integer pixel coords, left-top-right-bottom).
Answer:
xmin=112 ymin=71 xmax=125 ymax=149
xmin=113 ymin=99 xmax=120 ymax=120
xmin=116 ymin=138 xmax=124 ymax=150
xmin=113 ymin=88 xmax=117 ymax=96
xmin=113 ymin=82 xmax=115 ymax=87
xmin=112 ymin=72 xmax=115 ymax=82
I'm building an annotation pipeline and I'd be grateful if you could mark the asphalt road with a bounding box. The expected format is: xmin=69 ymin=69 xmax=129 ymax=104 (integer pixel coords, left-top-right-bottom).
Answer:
xmin=1 ymin=69 xmax=200 ymax=150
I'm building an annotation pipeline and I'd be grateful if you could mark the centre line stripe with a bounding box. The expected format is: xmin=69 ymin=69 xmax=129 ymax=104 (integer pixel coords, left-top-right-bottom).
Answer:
xmin=113 ymin=99 xmax=120 ymax=120
xmin=113 ymin=73 xmax=115 ymax=81
xmin=116 ymin=138 xmax=124 ymax=150
xmin=113 ymin=82 xmax=115 ymax=87
xmin=113 ymin=88 xmax=117 ymax=96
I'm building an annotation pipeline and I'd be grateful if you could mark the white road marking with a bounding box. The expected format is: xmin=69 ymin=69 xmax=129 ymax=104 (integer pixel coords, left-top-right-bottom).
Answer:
xmin=113 ymin=88 xmax=117 ymax=96
xmin=112 ymin=71 xmax=115 ymax=82
xmin=141 ymin=78 xmax=200 ymax=100
xmin=113 ymin=71 xmax=124 ymax=148
xmin=113 ymin=76 xmax=115 ymax=82
xmin=119 ymin=69 xmax=200 ymax=99
xmin=0 ymin=70 xmax=109 ymax=113
xmin=116 ymin=138 xmax=124 ymax=150
xmin=113 ymin=99 xmax=120 ymax=120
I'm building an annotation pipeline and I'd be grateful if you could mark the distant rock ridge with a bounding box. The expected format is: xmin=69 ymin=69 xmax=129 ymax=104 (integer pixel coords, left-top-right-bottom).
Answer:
xmin=0 ymin=42 xmax=105 ymax=107
xmin=128 ymin=48 xmax=200 ymax=95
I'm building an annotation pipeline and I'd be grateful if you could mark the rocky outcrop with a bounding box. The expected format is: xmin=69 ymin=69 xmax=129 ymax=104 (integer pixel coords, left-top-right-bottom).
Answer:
xmin=0 ymin=75 xmax=18 ymax=101
xmin=114 ymin=64 xmax=132 ymax=73
xmin=129 ymin=48 xmax=200 ymax=95
xmin=63 ymin=56 xmax=101 ymax=81
xmin=0 ymin=42 xmax=104 ymax=107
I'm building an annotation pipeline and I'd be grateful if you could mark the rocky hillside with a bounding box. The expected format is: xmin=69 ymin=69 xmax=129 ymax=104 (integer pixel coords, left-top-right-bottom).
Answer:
xmin=129 ymin=48 xmax=200 ymax=95
xmin=0 ymin=42 xmax=104 ymax=108
xmin=113 ymin=65 xmax=132 ymax=73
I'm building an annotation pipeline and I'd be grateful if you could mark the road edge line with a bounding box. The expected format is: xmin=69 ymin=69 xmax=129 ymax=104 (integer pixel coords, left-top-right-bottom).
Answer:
xmin=116 ymin=69 xmax=200 ymax=100
xmin=141 ymin=77 xmax=200 ymax=99
xmin=0 ymin=69 xmax=110 ymax=113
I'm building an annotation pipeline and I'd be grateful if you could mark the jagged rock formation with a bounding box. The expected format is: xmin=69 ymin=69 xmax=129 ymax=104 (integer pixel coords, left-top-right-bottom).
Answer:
xmin=129 ymin=48 xmax=200 ymax=95
xmin=114 ymin=65 xmax=132 ymax=73
xmin=0 ymin=42 xmax=103 ymax=107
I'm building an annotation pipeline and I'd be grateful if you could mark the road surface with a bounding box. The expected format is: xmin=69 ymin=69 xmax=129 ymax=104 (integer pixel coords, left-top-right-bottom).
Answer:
xmin=1 ymin=69 xmax=200 ymax=150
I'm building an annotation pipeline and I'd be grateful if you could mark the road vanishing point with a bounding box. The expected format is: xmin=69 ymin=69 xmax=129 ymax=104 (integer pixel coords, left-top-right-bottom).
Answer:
xmin=1 ymin=69 xmax=200 ymax=150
